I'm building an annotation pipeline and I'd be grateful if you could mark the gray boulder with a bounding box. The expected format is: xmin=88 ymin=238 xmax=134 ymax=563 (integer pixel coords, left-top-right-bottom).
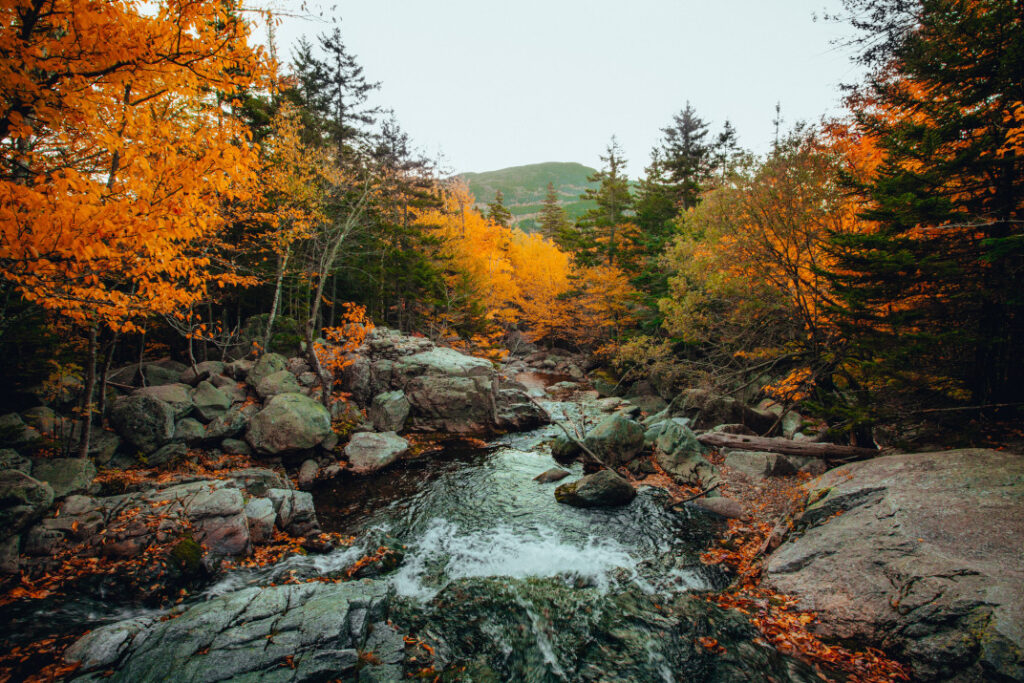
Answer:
xmin=534 ymin=468 xmax=571 ymax=484
xmin=134 ymin=383 xmax=193 ymax=418
xmin=140 ymin=362 xmax=182 ymax=387
xmin=495 ymin=387 xmax=550 ymax=431
xmin=172 ymin=418 xmax=205 ymax=445
xmin=370 ymin=390 xmax=410 ymax=432
xmin=178 ymin=360 xmax=225 ymax=386
xmin=245 ymin=394 xmax=332 ymax=455
xmin=345 ymin=431 xmax=409 ymax=474
xmin=244 ymin=497 xmax=276 ymax=544
xmin=203 ymin=404 xmax=255 ymax=441
xmin=64 ymin=581 xmax=389 ymax=681
xmin=765 ymin=449 xmax=1024 ymax=681
xmin=226 ymin=468 xmax=291 ymax=496
xmin=246 ymin=352 xmax=287 ymax=389
xmin=583 ymin=414 xmax=645 ymax=467
xmin=297 ymin=459 xmax=319 ymax=490
xmin=555 ymin=469 xmax=637 ymax=508
xmin=29 ymin=458 xmax=95 ymax=498
xmin=0 ymin=413 xmax=41 ymax=446
xmin=255 ymin=369 xmax=302 ymax=399
xmin=393 ymin=348 xmax=498 ymax=433
xmin=0 ymin=470 xmax=54 ymax=537
xmin=652 ymin=418 xmax=720 ymax=489
xmin=191 ymin=380 xmax=231 ymax=422
xmin=267 ymin=488 xmax=319 ymax=536
xmin=550 ymin=434 xmax=582 ymax=465
xmin=220 ymin=438 xmax=251 ymax=456
xmin=723 ymin=450 xmax=798 ymax=481
xmin=109 ymin=395 xmax=176 ymax=454
xmin=146 ymin=442 xmax=187 ymax=467
xmin=0 ymin=448 xmax=32 ymax=474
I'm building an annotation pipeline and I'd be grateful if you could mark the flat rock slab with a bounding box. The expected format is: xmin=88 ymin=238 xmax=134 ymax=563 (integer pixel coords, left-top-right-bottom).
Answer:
xmin=764 ymin=449 xmax=1024 ymax=681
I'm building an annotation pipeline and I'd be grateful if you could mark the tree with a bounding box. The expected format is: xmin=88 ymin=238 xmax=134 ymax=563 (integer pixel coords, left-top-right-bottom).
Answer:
xmin=487 ymin=190 xmax=513 ymax=228
xmin=830 ymin=0 xmax=1024 ymax=405
xmin=0 ymin=0 xmax=264 ymax=454
xmin=576 ymin=137 xmax=634 ymax=267
xmin=660 ymin=103 xmax=714 ymax=210
xmin=537 ymin=182 xmax=571 ymax=240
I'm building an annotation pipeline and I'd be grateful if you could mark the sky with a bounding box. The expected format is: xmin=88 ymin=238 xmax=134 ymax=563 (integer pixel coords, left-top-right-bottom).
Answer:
xmin=262 ymin=0 xmax=866 ymax=177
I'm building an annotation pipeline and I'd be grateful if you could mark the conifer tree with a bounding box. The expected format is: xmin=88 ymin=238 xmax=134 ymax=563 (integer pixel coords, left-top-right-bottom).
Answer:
xmin=577 ymin=137 xmax=634 ymax=267
xmin=538 ymin=182 xmax=571 ymax=240
xmin=660 ymin=103 xmax=714 ymax=210
xmin=487 ymin=190 xmax=513 ymax=228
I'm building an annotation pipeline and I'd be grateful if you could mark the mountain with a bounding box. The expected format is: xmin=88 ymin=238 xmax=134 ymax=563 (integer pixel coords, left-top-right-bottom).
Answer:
xmin=457 ymin=161 xmax=599 ymax=232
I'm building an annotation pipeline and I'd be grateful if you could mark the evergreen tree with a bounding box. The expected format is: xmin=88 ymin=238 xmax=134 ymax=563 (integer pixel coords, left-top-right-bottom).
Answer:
xmin=538 ymin=182 xmax=570 ymax=240
xmin=830 ymin=0 xmax=1024 ymax=405
xmin=487 ymin=190 xmax=513 ymax=228
xmin=660 ymin=102 xmax=714 ymax=211
xmin=576 ymin=137 xmax=634 ymax=267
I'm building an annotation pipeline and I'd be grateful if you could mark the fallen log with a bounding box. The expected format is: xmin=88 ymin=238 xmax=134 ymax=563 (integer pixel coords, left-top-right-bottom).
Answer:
xmin=696 ymin=432 xmax=878 ymax=461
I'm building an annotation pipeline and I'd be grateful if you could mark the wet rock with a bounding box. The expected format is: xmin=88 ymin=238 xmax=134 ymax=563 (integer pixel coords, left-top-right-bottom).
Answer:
xmin=764 ymin=449 xmax=1024 ymax=681
xmin=534 ymin=468 xmax=571 ymax=484
xmin=345 ymin=431 xmax=409 ymax=474
xmin=555 ymin=469 xmax=636 ymax=508
xmin=267 ymin=488 xmax=319 ymax=536
xmin=545 ymin=381 xmax=579 ymax=399
xmin=245 ymin=352 xmax=287 ymax=389
xmin=495 ymin=387 xmax=549 ymax=431
xmin=370 ymin=390 xmax=410 ymax=432
xmin=723 ymin=451 xmax=797 ymax=481
xmin=63 ymin=616 xmax=156 ymax=673
xmin=582 ymin=413 xmax=645 ymax=467
xmin=244 ymin=497 xmax=276 ymax=544
xmin=689 ymin=496 xmax=746 ymax=520
xmin=109 ymin=394 xmax=176 ymax=454
xmin=178 ymin=360 xmax=225 ymax=386
xmin=0 ymin=470 xmax=54 ymax=537
xmin=394 ymin=348 xmax=497 ymax=433
xmin=65 ymin=580 xmax=389 ymax=681
xmin=255 ymin=368 xmax=302 ymax=399
xmin=190 ymin=380 xmax=231 ymax=422
xmin=550 ymin=434 xmax=582 ymax=465
xmin=245 ymin=393 xmax=332 ymax=455
xmin=30 ymin=457 xmax=95 ymax=498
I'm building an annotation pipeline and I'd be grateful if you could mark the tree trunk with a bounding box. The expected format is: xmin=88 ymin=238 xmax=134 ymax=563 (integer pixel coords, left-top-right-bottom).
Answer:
xmin=78 ymin=323 xmax=99 ymax=459
xmin=264 ymin=248 xmax=290 ymax=353
xmin=96 ymin=331 xmax=118 ymax=420
xmin=695 ymin=432 xmax=878 ymax=461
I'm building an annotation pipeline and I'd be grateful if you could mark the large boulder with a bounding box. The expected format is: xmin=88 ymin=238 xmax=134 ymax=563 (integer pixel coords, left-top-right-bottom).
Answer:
xmin=650 ymin=418 xmax=721 ymax=489
xmin=392 ymin=348 xmax=497 ymax=433
xmin=345 ymin=431 xmax=409 ymax=474
xmin=583 ymin=414 xmax=645 ymax=467
xmin=266 ymin=488 xmax=319 ymax=536
xmin=109 ymin=395 xmax=176 ymax=454
xmin=133 ymin=384 xmax=193 ymax=419
xmin=190 ymin=380 xmax=232 ymax=422
xmin=246 ymin=352 xmax=287 ymax=389
xmin=30 ymin=458 xmax=95 ymax=498
xmin=255 ymin=369 xmax=302 ymax=399
xmin=678 ymin=388 xmax=777 ymax=434
xmin=554 ymin=470 xmax=637 ymax=508
xmin=0 ymin=470 xmax=54 ymax=538
xmin=245 ymin=394 xmax=332 ymax=455
xmin=764 ymin=449 xmax=1024 ymax=682
xmin=178 ymin=360 xmax=225 ymax=386
xmin=495 ymin=387 xmax=550 ymax=431
xmin=64 ymin=581 xmax=390 ymax=681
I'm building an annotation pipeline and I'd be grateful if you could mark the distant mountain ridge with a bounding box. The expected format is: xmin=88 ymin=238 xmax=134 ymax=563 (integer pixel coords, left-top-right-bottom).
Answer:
xmin=457 ymin=161 xmax=599 ymax=232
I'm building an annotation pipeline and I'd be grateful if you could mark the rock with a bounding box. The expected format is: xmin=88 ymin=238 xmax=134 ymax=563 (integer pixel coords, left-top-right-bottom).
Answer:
xmin=723 ymin=451 xmax=797 ymax=481
xmin=0 ymin=448 xmax=32 ymax=474
xmin=545 ymin=381 xmax=579 ymax=399
xmin=84 ymin=429 xmax=120 ymax=464
xmin=146 ymin=442 xmax=187 ymax=467
xmin=689 ymin=496 xmax=746 ymax=519
xmin=185 ymin=487 xmax=248 ymax=555
xmin=203 ymin=404 xmax=254 ymax=441
xmin=267 ymin=488 xmax=319 ymax=536
xmin=764 ymin=449 xmax=1024 ymax=681
xmin=626 ymin=393 xmax=668 ymax=415
xmin=678 ymin=388 xmax=777 ymax=434
xmin=710 ymin=423 xmax=757 ymax=436
xmin=595 ymin=396 xmax=624 ymax=412
xmin=29 ymin=458 xmax=95 ymax=498
xmin=0 ymin=412 xmax=41 ymax=447
xmin=555 ymin=470 xmax=637 ymax=508
xmin=393 ymin=348 xmax=497 ymax=433
xmin=133 ymin=382 xmax=192 ymax=419
xmin=178 ymin=360 xmax=225 ymax=386
xmin=190 ymin=380 xmax=231 ymax=422
xmin=220 ymin=438 xmax=251 ymax=456
xmin=550 ymin=434 xmax=582 ymax=465
xmin=21 ymin=406 xmax=58 ymax=435
xmin=0 ymin=470 xmax=54 ymax=537
xmin=298 ymin=459 xmax=319 ymax=490
xmin=109 ymin=394 xmax=176 ymax=454
xmin=172 ymin=417 xmax=205 ymax=444
xmin=345 ymin=432 xmax=409 ymax=474
xmin=208 ymin=373 xmax=247 ymax=403
xmin=140 ymin=362 xmax=182 ymax=387
xmin=495 ymin=387 xmax=549 ymax=431
xmin=227 ymin=468 xmax=290 ymax=496
xmin=369 ymin=390 xmax=410 ymax=432
xmin=245 ymin=394 xmax=332 ymax=455
xmin=64 ymin=581 xmax=389 ymax=681
xmin=255 ymin=368 xmax=302 ymax=399
xmin=224 ymin=358 xmax=254 ymax=381
xmin=582 ymin=414 xmax=645 ymax=467
xmin=653 ymin=418 xmax=720 ymax=488
xmin=244 ymin=497 xmax=276 ymax=544
xmin=246 ymin=352 xmax=287 ymax=389
xmin=533 ymin=468 xmax=571 ymax=484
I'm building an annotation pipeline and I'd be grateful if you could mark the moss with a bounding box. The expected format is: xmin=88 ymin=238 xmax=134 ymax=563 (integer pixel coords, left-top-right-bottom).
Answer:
xmin=170 ymin=536 xmax=202 ymax=574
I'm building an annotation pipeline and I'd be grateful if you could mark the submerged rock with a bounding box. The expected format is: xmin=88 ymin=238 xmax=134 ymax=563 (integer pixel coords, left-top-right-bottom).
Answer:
xmin=765 ymin=449 xmax=1024 ymax=681
xmin=534 ymin=467 xmax=571 ymax=484
xmin=555 ymin=469 xmax=636 ymax=508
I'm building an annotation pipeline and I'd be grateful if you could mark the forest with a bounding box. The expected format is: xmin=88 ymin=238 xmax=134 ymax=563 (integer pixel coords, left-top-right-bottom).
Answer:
xmin=0 ymin=0 xmax=1022 ymax=682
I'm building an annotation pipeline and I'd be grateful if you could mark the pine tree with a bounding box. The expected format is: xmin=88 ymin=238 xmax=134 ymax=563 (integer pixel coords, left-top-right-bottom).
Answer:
xmin=830 ymin=0 xmax=1024 ymax=405
xmin=487 ymin=190 xmax=513 ymax=228
xmin=577 ymin=137 xmax=634 ymax=267
xmin=660 ymin=102 xmax=714 ymax=211
xmin=538 ymin=182 xmax=570 ymax=240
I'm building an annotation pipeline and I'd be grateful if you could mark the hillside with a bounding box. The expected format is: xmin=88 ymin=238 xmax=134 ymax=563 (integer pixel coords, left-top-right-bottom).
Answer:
xmin=458 ymin=161 xmax=598 ymax=232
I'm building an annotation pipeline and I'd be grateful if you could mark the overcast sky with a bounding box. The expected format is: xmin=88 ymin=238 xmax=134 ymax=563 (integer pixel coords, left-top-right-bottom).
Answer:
xmin=262 ymin=0 xmax=864 ymax=176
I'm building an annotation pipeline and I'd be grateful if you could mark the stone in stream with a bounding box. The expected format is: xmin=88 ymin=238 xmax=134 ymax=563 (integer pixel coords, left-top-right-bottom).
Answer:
xmin=582 ymin=413 xmax=645 ymax=467
xmin=555 ymin=469 xmax=636 ymax=508
xmin=651 ymin=418 xmax=721 ymax=490
xmin=764 ymin=449 xmax=1024 ymax=681
xmin=533 ymin=467 xmax=571 ymax=484
xmin=550 ymin=434 xmax=582 ymax=465
xmin=345 ymin=431 xmax=409 ymax=474
xmin=245 ymin=393 xmax=332 ymax=455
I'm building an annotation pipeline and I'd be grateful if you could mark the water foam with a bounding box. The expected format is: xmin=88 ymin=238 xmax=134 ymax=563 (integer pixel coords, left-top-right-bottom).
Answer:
xmin=390 ymin=517 xmax=638 ymax=600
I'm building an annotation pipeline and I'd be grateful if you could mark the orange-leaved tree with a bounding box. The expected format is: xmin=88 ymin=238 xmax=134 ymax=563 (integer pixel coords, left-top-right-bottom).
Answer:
xmin=0 ymin=0 xmax=267 ymax=454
